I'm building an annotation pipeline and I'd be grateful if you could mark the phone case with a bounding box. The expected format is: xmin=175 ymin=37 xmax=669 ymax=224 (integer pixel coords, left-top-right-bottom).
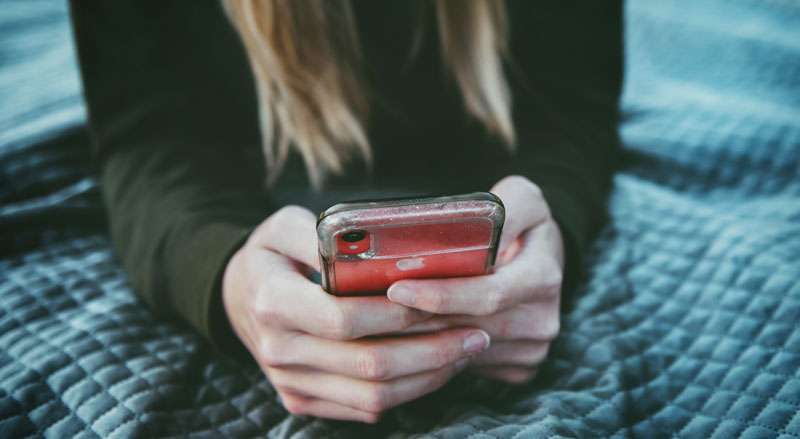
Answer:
xmin=317 ymin=192 xmax=505 ymax=295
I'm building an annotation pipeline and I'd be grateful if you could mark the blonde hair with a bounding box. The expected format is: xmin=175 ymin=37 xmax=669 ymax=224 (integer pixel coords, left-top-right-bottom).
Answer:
xmin=223 ymin=0 xmax=514 ymax=187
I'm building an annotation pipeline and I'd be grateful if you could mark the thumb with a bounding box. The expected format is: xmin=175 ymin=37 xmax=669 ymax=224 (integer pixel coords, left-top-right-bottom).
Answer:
xmin=255 ymin=205 xmax=320 ymax=272
xmin=490 ymin=175 xmax=550 ymax=256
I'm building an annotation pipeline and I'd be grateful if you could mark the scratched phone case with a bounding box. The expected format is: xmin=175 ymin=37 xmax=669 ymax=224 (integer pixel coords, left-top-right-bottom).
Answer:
xmin=317 ymin=192 xmax=505 ymax=295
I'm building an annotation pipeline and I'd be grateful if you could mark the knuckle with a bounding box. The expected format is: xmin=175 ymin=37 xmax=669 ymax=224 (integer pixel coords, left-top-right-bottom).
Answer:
xmin=513 ymin=306 xmax=560 ymax=341
xmin=400 ymin=307 xmax=424 ymax=329
xmin=483 ymin=288 xmax=506 ymax=315
xmin=355 ymin=347 xmax=391 ymax=381
xmin=431 ymin=343 xmax=454 ymax=369
xmin=528 ymin=345 xmax=550 ymax=365
xmin=324 ymin=302 xmax=354 ymax=340
xmin=267 ymin=370 xmax=289 ymax=388
xmin=517 ymin=320 xmax=537 ymax=340
xmin=497 ymin=316 xmax=516 ymax=339
xmin=548 ymin=272 xmax=564 ymax=291
xmin=536 ymin=269 xmax=563 ymax=300
xmin=541 ymin=282 xmax=561 ymax=301
xmin=258 ymin=337 xmax=285 ymax=367
xmin=428 ymin=369 xmax=451 ymax=391
xmin=363 ymin=412 xmax=382 ymax=424
xmin=281 ymin=394 xmax=308 ymax=416
xmin=361 ymin=384 xmax=390 ymax=413
xmin=540 ymin=316 xmax=561 ymax=341
xmin=543 ymin=265 xmax=564 ymax=288
xmin=253 ymin=291 xmax=280 ymax=325
xmin=507 ymin=369 xmax=535 ymax=384
xmin=425 ymin=292 xmax=448 ymax=313
xmin=441 ymin=361 xmax=462 ymax=382
xmin=431 ymin=294 xmax=450 ymax=312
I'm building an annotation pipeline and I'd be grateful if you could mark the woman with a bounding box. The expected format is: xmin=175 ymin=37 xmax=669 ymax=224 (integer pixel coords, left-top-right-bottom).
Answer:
xmin=71 ymin=0 xmax=621 ymax=423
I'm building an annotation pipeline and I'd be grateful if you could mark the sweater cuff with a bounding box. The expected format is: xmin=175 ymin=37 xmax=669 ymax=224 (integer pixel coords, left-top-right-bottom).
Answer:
xmin=167 ymin=221 xmax=254 ymax=357
xmin=536 ymin=184 xmax=596 ymax=294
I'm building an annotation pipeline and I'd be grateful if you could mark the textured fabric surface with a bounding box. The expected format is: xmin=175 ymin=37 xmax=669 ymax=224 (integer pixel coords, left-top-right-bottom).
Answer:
xmin=1 ymin=0 xmax=799 ymax=437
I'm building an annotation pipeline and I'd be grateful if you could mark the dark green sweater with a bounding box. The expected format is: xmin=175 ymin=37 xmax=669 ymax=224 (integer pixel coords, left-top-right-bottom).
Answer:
xmin=70 ymin=0 xmax=622 ymax=352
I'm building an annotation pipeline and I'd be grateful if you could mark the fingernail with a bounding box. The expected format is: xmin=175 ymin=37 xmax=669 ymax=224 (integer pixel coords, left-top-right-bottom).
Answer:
xmin=463 ymin=331 xmax=490 ymax=353
xmin=388 ymin=286 xmax=415 ymax=306
xmin=454 ymin=359 xmax=469 ymax=371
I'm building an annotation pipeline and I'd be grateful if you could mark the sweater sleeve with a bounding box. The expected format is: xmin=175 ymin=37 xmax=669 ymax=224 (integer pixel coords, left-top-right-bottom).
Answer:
xmin=507 ymin=0 xmax=623 ymax=287
xmin=70 ymin=0 xmax=270 ymax=353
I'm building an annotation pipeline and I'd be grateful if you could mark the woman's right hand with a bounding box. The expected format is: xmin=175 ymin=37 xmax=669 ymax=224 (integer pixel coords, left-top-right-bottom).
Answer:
xmin=222 ymin=206 xmax=491 ymax=423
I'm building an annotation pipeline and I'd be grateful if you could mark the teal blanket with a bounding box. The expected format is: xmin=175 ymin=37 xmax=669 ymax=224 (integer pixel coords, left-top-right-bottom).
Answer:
xmin=1 ymin=0 xmax=798 ymax=437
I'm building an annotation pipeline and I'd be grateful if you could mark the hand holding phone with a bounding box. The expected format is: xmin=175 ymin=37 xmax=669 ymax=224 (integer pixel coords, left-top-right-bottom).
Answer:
xmin=383 ymin=176 xmax=565 ymax=385
xmin=222 ymin=205 xmax=491 ymax=423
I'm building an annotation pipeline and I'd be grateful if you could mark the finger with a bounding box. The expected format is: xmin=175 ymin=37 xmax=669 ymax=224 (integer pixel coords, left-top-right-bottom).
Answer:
xmin=257 ymin=205 xmax=320 ymax=271
xmin=399 ymin=302 xmax=560 ymax=341
xmin=387 ymin=272 xmax=520 ymax=316
xmin=469 ymin=341 xmax=550 ymax=367
xmin=389 ymin=316 xmax=454 ymax=335
xmin=470 ymin=366 xmax=538 ymax=384
xmin=490 ymin=175 xmax=550 ymax=255
xmin=387 ymin=224 xmax=563 ymax=315
xmin=259 ymin=328 xmax=490 ymax=381
xmin=268 ymin=361 xmax=468 ymax=413
xmin=258 ymin=268 xmax=432 ymax=339
xmin=280 ymin=391 xmax=381 ymax=423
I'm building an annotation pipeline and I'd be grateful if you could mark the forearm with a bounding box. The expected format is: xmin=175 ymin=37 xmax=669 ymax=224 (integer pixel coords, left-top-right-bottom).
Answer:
xmin=100 ymin=138 xmax=268 ymax=347
xmin=70 ymin=0 xmax=273 ymax=348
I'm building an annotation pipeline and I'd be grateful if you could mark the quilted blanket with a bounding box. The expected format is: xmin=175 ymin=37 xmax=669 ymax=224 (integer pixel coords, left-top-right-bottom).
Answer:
xmin=1 ymin=0 xmax=798 ymax=437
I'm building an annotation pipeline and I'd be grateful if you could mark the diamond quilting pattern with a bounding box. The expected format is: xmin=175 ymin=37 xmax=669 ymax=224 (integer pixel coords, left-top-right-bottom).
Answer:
xmin=0 ymin=237 xmax=287 ymax=438
xmin=3 ymin=178 xmax=796 ymax=438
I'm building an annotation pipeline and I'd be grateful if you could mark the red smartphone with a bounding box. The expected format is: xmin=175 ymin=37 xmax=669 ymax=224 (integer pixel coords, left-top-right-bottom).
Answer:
xmin=317 ymin=192 xmax=505 ymax=295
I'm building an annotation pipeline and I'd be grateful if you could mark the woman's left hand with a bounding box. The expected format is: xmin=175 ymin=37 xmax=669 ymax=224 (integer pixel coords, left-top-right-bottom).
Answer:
xmin=387 ymin=175 xmax=565 ymax=384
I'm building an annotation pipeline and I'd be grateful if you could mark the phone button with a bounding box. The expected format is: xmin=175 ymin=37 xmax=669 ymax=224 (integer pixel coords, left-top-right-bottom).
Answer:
xmin=396 ymin=257 xmax=425 ymax=271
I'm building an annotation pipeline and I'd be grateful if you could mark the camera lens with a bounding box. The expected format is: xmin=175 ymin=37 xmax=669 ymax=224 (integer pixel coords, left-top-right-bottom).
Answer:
xmin=341 ymin=230 xmax=366 ymax=243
